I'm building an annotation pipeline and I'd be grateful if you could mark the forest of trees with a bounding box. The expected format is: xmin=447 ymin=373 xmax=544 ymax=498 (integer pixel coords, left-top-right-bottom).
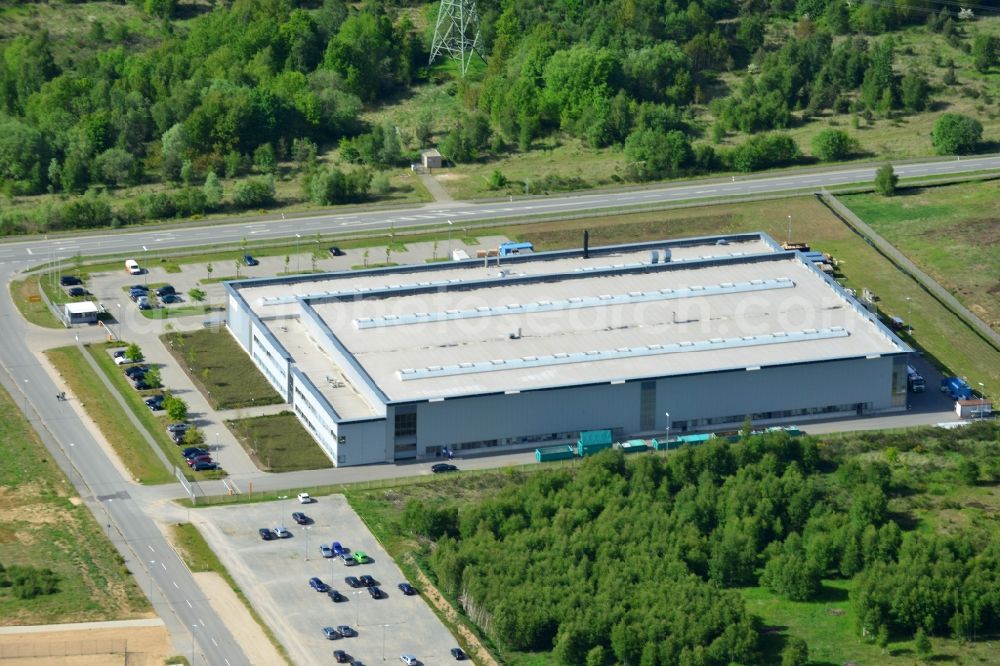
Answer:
xmin=401 ymin=422 xmax=1000 ymax=663
xmin=0 ymin=0 xmax=996 ymax=233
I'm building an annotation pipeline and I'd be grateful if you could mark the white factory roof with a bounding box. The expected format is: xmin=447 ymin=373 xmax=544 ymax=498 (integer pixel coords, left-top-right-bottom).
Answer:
xmin=233 ymin=236 xmax=905 ymax=416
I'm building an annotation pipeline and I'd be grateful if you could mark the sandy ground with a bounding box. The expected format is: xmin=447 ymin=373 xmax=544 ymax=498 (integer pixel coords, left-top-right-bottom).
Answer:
xmin=193 ymin=572 xmax=285 ymax=666
xmin=0 ymin=620 xmax=170 ymax=665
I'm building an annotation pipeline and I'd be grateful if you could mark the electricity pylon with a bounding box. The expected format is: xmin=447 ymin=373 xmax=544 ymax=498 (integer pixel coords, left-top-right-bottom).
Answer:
xmin=429 ymin=0 xmax=484 ymax=76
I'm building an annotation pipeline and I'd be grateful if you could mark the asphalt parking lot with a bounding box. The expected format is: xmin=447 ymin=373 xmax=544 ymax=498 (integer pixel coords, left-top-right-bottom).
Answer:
xmin=195 ymin=495 xmax=460 ymax=666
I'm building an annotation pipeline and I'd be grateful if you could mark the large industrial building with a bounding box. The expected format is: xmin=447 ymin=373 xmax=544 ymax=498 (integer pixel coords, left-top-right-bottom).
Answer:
xmin=224 ymin=233 xmax=911 ymax=467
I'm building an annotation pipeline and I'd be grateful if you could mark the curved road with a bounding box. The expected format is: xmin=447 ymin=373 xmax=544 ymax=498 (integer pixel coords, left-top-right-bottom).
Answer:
xmin=0 ymin=154 xmax=997 ymax=665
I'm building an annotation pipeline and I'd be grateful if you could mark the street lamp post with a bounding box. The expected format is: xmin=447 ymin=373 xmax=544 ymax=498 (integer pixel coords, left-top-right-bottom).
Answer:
xmin=23 ymin=378 xmax=28 ymax=417
xmin=665 ymin=411 xmax=671 ymax=440
xmin=786 ymin=215 xmax=792 ymax=244
xmin=906 ymin=297 xmax=912 ymax=335
xmin=117 ymin=302 xmax=125 ymax=340
xmin=382 ymin=623 xmax=389 ymax=661
xmin=295 ymin=234 xmax=302 ymax=272
xmin=447 ymin=220 xmax=454 ymax=259
xmin=304 ymin=526 xmax=311 ymax=561
xmin=142 ymin=245 xmax=148 ymax=286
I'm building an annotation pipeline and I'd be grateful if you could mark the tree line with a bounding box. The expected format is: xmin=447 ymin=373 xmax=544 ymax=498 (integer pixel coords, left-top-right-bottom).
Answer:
xmin=402 ymin=422 xmax=1000 ymax=664
xmin=0 ymin=0 xmax=996 ymax=231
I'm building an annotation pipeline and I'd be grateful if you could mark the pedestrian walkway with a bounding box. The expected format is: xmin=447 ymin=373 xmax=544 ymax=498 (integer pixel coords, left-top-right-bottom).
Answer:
xmin=419 ymin=172 xmax=455 ymax=204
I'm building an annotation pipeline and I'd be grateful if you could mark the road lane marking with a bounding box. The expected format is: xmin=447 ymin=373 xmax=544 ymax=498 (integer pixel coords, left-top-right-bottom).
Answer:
xmin=148 ymin=545 xmax=155 ymax=552
xmin=187 ymin=599 xmax=193 ymax=608
xmin=162 ymin=562 xmax=167 ymax=570
xmin=26 ymin=248 xmax=33 ymax=255
xmin=173 ymin=581 xmax=179 ymax=588
xmin=199 ymin=618 xmax=205 ymax=627
xmin=212 ymin=638 xmax=219 ymax=647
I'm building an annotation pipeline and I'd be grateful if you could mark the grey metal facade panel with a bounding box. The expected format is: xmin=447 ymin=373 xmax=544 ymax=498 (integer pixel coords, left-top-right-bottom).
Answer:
xmin=415 ymin=382 xmax=643 ymax=447
xmin=339 ymin=419 xmax=391 ymax=465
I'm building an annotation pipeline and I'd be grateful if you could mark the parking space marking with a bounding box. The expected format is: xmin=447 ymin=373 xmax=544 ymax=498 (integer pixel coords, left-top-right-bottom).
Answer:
xmin=173 ymin=581 xmax=179 ymax=588
xmin=187 ymin=599 xmax=193 ymax=608
xmin=162 ymin=562 xmax=167 ymax=570
xmin=199 ymin=618 xmax=205 ymax=627
xmin=212 ymin=637 xmax=219 ymax=647
xmin=148 ymin=545 xmax=155 ymax=552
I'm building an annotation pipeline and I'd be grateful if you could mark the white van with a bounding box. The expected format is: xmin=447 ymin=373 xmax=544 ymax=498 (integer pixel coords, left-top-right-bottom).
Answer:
xmin=125 ymin=259 xmax=141 ymax=275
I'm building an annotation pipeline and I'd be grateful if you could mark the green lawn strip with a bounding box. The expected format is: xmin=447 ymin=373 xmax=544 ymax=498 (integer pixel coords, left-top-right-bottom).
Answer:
xmin=82 ymin=342 xmax=218 ymax=482
xmin=162 ymin=330 xmax=282 ymax=410
xmin=0 ymin=382 xmax=151 ymax=624
xmin=225 ymin=413 xmax=332 ymax=473
xmin=741 ymin=580 xmax=1000 ymax=664
xmin=45 ymin=346 xmax=172 ymax=485
xmin=840 ymin=181 xmax=1000 ymax=335
xmin=141 ymin=305 xmax=224 ymax=320
xmin=169 ymin=523 xmax=291 ymax=665
xmin=9 ymin=275 xmax=63 ymax=328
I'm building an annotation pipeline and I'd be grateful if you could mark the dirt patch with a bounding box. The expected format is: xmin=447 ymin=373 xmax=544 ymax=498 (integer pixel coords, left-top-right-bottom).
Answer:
xmin=921 ymin=217 xmax=1000 ymax=246
xmin=434 ymin=173 xmax=468 ymax=181
xmin=404 ymin=554 xmax=498 ymax=666
xmin=0 ymin=621 xmax=170 ymax=665
xmin=192 ymin=572 xmax=284 ymax=666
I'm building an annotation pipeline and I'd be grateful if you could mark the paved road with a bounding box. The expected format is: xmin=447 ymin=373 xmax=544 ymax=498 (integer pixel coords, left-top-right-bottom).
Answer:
xmin=0 ymin=308 xmax=250 ymax=660
xmin=1 ymin=154 xmax=997 ymax=664
xmin=0 ymin=154 xmax=998 ymax=266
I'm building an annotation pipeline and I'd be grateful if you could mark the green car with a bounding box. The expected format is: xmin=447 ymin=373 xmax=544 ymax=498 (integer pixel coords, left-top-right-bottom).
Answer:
xmin=352 ymin=551 xmax=368 ymax=564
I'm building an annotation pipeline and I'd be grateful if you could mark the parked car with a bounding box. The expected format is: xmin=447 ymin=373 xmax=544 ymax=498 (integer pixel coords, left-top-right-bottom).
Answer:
xmin=129 ymin=284 xmax=149 ymax=293
xmin=309 ymin=577 xmax=329 ymax=592
xmin=59 ymin=275 xmax=82 ymax=286
xmin=340 ymin=553 xmax=356 ymax=566
xmin=352 ymin=551 xmax=368 ymax=564
xmin=320 ymin=544 xmax=334 ymax=558
xmin=291 ymin=512 xmax=310 ymax=525
xmin=129 ymin=289 xmax=146 ymax=302
xmin=168 ymin=423 xmax=190 ymax=434
xmin=137 ymin=297 xmax=151 ymax=310
xmin=450 ymin=648 xmax=467 ymax=660
xmin=329 ymin=246 xmax=346 ymax=256
xmin=186 ymin=455 xmax=212 ymax=466
xmin=132 ymin=379 xmax=149 ymax=391
xmin=367 ymin=586 xmax=383 ymax=599
xmin=124 ymin=365 xmax=148 ymax=379
xmin=431 ymin=463 xmax=459 ymax=473
xmin=66 ymin=286 xmax=88 ymax=297
xmin=155 ymin=285 xmax=176 ymax=297
xmin=171 ymin=431 xmax=187 ymax=444
xmin=182 ymin=447 xmax=208 ymax=458
xmin=400 ymin=655 xmax=418 ymax=666
xmin=259 ymin=528 xmax=275 ymax=541
xmin=336 ymin=625 xmax=354 ymax=638
xmin=328 ymin=588 xmax=346 ymax=602
xmin=145 ymin=395 xmax=165 ymax=411
xmin=243 ymin=254 xmax=259 ymax=266
xmin=359 ymin=575 xmax=378 ymax=588
xmin=323 ymin=626 xmax=341 ymax=640
xmin=334 ymin=650 xmax=350 ymax=664
xmin=160 ymin=293 xmax=181 ymax=304
xmin=192 ymin=461 xmax=220 ymax=471
xmin=297 ymin=492 xmax=314 ymax=504
xmin=125 ymin=259 xmax=141 ymax=275
xmin=331 ymin=541 xmax=344 ymax=555
xmin=398 ymin=583 xmax=417 ymax=596
xmin=274 ymin=527 xmax=290 ymax=538
xmin=114 ymin=350 xmax=142 ymax=365
xmin=345 ymin=576 xmax=362 ymax=588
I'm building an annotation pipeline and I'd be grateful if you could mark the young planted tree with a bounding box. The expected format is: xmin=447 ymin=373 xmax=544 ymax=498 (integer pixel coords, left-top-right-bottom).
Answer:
xmin=143 ymin=366 xmax=162 ymax=389
xmin=206 ymin=263 xmax=213 ymax=280
xmin=874 ymin=163 xmax=897 ymax=196
xmin=188 ymin=288 xmax=205 ymax=302
xmin=164 ymin=394 xmax=189 ymax=422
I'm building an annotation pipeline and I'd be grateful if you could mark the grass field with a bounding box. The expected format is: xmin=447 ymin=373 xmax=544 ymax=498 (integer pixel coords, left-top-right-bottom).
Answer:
xmin=162 ymin=329 xmax=282 ymax=410
xmin=45 ymin=346 xmax=173 ymax=485
xmin=0 ymin=382 xmax=150 ymax=624
xmin=225 ymin=413 xmax=332 ymax=473
xmin=9 ymin=276 xmax=62 ymax=328
xmin=840 ymin=180 xmax=1000 ymax=335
